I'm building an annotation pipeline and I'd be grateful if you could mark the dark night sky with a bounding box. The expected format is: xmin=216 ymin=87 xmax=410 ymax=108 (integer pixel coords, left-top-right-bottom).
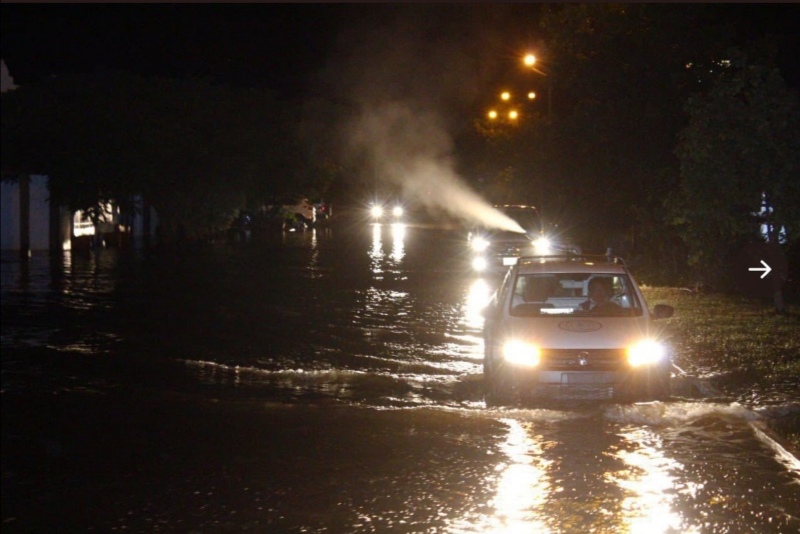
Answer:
xmin=1 ymin=3 xmax=555 ymax=134
xmin=1 ymin=4 xmax=348 ymax=96
xmin=2 ymin=4 xmax=798 ymax=108
xmin=3 ymin=4 xmax=799 ymax=95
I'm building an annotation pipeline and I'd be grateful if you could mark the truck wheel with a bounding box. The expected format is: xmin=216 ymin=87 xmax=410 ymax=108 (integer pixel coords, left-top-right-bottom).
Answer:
xmin=648 ymin=370 xmax=671 ymax=400
xmin=484 ymin=358 xmax=513 ymax=407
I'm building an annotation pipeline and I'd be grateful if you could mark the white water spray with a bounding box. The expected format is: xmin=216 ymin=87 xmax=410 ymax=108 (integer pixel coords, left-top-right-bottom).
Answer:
xmin=347 ymin=102 xmax=524 ymax=232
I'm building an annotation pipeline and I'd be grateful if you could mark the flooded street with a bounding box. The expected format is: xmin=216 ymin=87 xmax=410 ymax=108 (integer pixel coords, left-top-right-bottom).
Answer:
xmin=2 ymin=220 xmax=799 ymax=533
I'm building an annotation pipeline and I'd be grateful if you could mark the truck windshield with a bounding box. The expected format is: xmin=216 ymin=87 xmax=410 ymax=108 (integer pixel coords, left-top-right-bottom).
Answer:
xmin=509 ymin=273 xmax=643 ymax=317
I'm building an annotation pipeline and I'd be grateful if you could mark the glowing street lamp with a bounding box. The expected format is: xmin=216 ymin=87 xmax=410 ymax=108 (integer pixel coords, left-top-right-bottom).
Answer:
xmin=484 ymin=89 xmax=525 ymax=124
xmin=528 ymin=91 xmax=536 ymax=100
xmin=523 ymin=53 xmax=536 ymax=67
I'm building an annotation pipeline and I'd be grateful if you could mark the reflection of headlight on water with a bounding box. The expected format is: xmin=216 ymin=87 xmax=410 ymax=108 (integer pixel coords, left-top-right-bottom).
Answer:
xmin=533 ymin=236 xmax=552 ymax=255
xmin=464 ymin=278 xmax=493 ymax=326
xmin=471 ymin=237 xmax=489 ymax=252
xmin=390 ymin=222 xmax=406 ymax=237
xmin=472 ymin=257 xmax=488 ymax=271
xmin=628 ymin=340 xmax=666 ymax=367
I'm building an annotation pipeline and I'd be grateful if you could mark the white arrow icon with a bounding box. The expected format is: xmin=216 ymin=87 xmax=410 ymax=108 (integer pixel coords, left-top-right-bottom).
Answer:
xmin=748 ymin=260 xmax=772 ymax=279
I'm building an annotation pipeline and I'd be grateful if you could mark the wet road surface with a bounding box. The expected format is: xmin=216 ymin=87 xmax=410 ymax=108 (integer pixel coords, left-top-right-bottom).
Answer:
xmin=2 ymin=220 xmax=799 ymax=532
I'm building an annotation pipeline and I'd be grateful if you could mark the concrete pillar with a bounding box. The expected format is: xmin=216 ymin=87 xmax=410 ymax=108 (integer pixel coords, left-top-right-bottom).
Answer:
xmin=19 ymin=175 xmax=30 ymax=258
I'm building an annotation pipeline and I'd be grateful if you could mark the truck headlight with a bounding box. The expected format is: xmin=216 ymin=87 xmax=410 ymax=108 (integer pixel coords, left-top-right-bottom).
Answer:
xmin=533 ymin=236 xmax=552 ymax=255
xmin=503 ymin=341 xmax=540 ymax=367
xmin=371 ymin=205 xmax=384 ymax=218
xmin=471 ymin=237 xmax=489 ymax=252
xmin=628 ymin=340 xmax=666 ymax=367
xmin=392 ymin=206 xmax=403 ymax=217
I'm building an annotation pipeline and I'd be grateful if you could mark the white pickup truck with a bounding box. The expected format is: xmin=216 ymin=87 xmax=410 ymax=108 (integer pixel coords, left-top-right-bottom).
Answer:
xmin=282 ymin=198 xmax=315 ymax=226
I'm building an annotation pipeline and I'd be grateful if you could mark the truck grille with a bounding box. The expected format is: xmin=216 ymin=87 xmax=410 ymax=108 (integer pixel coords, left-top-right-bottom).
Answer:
xmin=540 ymin=349 xmax=626 ymax=371
xmin=490 ymin=243 xmax=526 ymax=257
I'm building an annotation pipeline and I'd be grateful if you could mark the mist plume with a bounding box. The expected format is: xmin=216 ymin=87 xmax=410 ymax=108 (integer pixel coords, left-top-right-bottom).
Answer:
xmin=321 ymin=5 xmax=526 ymax=233
xmin=346 ymin=102 xmax=524 ymax=232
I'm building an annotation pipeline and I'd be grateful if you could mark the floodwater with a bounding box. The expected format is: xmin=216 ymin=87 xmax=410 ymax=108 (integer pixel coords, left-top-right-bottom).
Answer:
xmin=2 ymin=220 xmax=799 ymax=533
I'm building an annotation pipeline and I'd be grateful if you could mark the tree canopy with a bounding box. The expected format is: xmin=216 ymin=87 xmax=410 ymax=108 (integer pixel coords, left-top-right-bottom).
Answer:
xmin=466 ymin=4 xmax=798 ymax=289
xmin=676 ymin=50 xmax=800 ymax=287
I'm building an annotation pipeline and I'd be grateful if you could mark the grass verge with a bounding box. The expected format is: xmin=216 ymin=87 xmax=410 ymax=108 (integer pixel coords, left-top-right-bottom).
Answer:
xmin=642 ymin=287 xmax=799 ymax=452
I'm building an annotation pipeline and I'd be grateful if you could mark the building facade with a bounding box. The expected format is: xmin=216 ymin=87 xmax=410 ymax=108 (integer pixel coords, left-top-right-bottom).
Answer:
xmin=1 ymin=59 xmax=158 ymax=253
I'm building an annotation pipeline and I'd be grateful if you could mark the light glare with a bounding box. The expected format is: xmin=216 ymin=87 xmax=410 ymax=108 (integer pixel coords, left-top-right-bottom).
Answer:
xmin=503 ymin=341 xmax=540 ymax=367
xmin=471 ymin=237 xmax=490 ymax=252
xmin=472 ymin=257 xmax=488 ymax=271
xmin=628 ymin=340 xmax=666 ymax=367
xmin=533 ymin=236 xmax=551 ymax=255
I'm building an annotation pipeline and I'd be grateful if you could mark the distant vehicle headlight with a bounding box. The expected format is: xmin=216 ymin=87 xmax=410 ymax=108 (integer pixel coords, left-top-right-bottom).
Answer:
xmin=503 ymin=340 xmax=541 ymax=367
xmin=392 ymin=206 xmax=403 ymax=218
xmin=533 ymin=236 xmax=552 ymax=255
xmin=371 ymin=205 xmax=384 ymax=218
xmin=471 ymin=237 xmax=490 ymax=252
xmin=472 ymin=257 xmax=488 ymax=271
xmin=627 ymin=340 xmax=666 ymax=367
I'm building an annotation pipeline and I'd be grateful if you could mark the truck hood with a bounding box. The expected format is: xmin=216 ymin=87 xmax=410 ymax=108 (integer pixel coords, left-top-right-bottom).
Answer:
xmin=503 ymin=315 xmax=667 ymax=350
